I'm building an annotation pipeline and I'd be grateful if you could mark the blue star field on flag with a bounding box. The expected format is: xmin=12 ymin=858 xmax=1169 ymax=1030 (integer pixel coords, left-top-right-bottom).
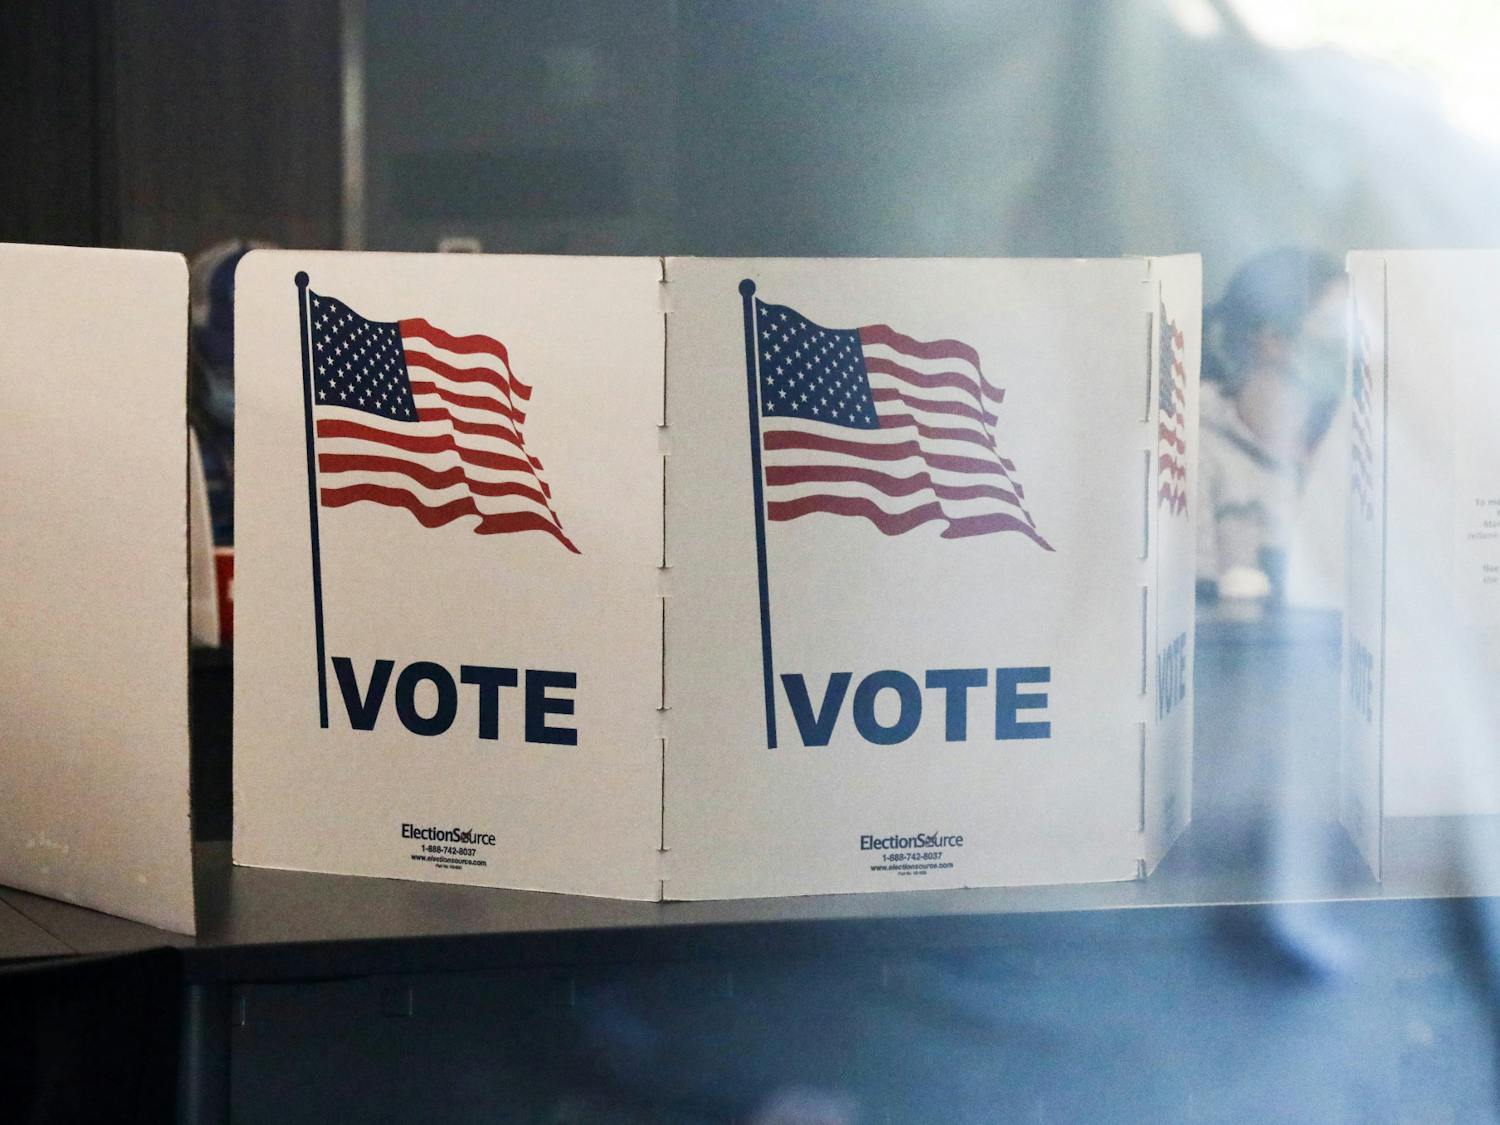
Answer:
xmin=756 ymin=300 xmax=879 ymax=430
xmin=309 ymin=292 xmax=419 ymax=423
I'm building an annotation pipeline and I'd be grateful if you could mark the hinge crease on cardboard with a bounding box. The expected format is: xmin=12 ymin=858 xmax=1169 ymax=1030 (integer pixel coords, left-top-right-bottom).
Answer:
xmin=660 ymin=454 xmax=669 ymax=569
xmin=1141 ymin=449 xmax=1152 ymax=561
xmin=1140 ymin=585 xmax=1149 ymax=696
xmin=659 ymin=595 xmax=668 ymax=712
xmin=1137 ymin=721 xmax=1148 ymax=832
xmin=1142 ymin=309 xmax=1155 ymax=422
xmin=658 ymin=736 xmax=668 ymax=852
xmin=658 ymin=257 xmax=670 ymax=426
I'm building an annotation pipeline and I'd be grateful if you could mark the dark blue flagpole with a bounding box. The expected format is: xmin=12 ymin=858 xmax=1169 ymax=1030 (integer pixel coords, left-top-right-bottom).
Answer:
xmin=295 ymin=271 xmax=330 ymax=728
xmin=739 ymin=279 xmax=778 ymax=749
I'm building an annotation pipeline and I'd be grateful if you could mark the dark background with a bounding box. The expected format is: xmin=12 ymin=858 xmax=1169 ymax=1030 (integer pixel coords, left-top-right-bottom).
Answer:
xmin=9 ymin=0 xmax=1500 ymax=297
xmin=1 ymin=0 xmax=341 ymax=253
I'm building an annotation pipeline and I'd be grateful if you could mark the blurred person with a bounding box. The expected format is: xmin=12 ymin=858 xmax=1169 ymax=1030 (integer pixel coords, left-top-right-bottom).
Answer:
xmin=1197 ymin=247 xmax=1348 ymax=603
xmin=1195 ymin=248 xmax=1363 ymax=977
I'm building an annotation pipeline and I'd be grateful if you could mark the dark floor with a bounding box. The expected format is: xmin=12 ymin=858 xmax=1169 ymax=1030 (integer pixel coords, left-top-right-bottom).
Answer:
xmin=223 ymin=898 xmax=1500 ymax=1124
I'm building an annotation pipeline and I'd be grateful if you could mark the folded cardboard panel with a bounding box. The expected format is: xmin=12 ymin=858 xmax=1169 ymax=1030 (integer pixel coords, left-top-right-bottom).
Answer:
xmin=0 ymin=243 xmax=194 ymax=934
xmin=1145 ymin=255 xmax=1200 ymax=873
xmin=1343 ymin=251 xmax=1500 ymax=858
xmin=232 ymin=251 xmax=667 ymax=899
xmin=234 ymin=252 xmax=1200 ymax=900
xmin=663 ymin=256 xmax=1199 ymax=897
xmin=1340 ymin=253 xmax=1387 ymax=876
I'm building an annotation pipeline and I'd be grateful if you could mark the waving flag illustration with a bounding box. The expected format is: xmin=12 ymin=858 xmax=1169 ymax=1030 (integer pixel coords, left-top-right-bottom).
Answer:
xmin=1350 ymin=318 xmax=1376 ymax=523
xmin=293 ymin=272 xmax=575 ymax=727
xmin=297 ymin=278 xmax=575 ymax=552
xmin=1158 ymin=303 xmax=1188 ymax=516
xmin=736 ymin=279 xmax=1049 ymax=746
xmin=742 ymin=285 xmax=1049 ymax=548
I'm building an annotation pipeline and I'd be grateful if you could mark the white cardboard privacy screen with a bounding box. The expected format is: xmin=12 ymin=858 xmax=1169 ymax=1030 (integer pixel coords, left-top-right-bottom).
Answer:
xmin=1146 ymin=255 xmax=1200 ymax=875
xmin=1340 ymin=254 xmax=1386 ymax=876
xmin=233 ymin=252 xmax=667 ymax=899
xmin=0 ymin=243 xmax=194 ymax=934
xmin=1343 ymin=251 xmax=1500 ymax=861
xmin=235 ymin=252 xmax=1199 ymax=900
xmin=664 ymin=256 xmax=1198 ymax=897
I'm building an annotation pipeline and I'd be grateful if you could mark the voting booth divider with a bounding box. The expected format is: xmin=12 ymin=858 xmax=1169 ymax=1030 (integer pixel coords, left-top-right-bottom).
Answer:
xmin=232 ymin=251 xmax=1202 ymax=900
xmin=0 ymin=245 xmax=1204 ymax=925
xmin=0 ymin=244 xmax=196 ymax=934
xmin=1341 ymin=251 xmax=1500 ymax=879
xmin=17 ymin=242 xmax=1500 ymax=915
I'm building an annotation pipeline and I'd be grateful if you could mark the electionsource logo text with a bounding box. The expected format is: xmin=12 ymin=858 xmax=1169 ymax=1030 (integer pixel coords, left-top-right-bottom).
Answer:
xmin=401 ymin=822 xmax=497 ymax=847
xmin=860 ymin=832 xmax=964 ymax=851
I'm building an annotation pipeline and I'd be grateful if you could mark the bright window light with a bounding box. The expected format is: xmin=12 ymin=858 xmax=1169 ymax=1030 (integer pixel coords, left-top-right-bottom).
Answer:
xmin=1230 ymin=0 xmax=1500 ymax=145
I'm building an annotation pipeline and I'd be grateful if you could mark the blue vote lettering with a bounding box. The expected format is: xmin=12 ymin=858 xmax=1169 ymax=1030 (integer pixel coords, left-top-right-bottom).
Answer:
xmin=780 ymin=672 xmax=852 ymax=747
xmin=333 ymin=656 xmax=393 ymax=731
xmin=852 ymin=670 xmax=923 ymax=745
xmin=394 ymin=661 xmax=458 ymax=736
xmin=1155 ymin=631 xmax=1189 ymax=722
xmin=1348 ymin=635 xmax=1375 ymax=724
xmin=330 ymin=657 xmax=577 ymax=743
xmin=780 ymin=666 xmax=1053 ymax=747
xmin=994 ymin=667 xmax=1051 ymax=741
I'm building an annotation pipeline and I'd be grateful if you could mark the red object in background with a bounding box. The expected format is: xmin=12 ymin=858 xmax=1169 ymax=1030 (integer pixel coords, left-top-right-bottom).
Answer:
xmin=214 ymin=547 xmax=234 ymax=646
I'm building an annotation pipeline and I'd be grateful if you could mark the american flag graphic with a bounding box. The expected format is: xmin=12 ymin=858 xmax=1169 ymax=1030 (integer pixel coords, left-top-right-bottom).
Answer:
xmin=752 ymin=296 xmax=1050 ymax=549
xmin=1157 ymin=304 xmax=1188 ymax=516
xmin=1350 ymin=321 xmax=1375 ymax=522
xmin=304 ymin=288 xmax=578 ymax=553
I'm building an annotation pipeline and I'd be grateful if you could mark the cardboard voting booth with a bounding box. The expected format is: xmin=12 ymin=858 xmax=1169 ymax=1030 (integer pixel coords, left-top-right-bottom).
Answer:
xmin=664 ymin=257 xmax=1200 ymax=896
xmin=0 ymin=243 xmax=196 ymax=934
xmin=234 ymin=251 xmax=1199 ymax=900
xmin=233 ymin=253 xmax=666 ymax=900
xmin=1341 ymin=251 xmax=1500 ymax=878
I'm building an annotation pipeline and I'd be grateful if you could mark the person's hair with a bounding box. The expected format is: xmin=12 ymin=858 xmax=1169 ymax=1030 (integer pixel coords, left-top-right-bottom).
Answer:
xmin=1202 ymin=246 xmax=1343 ymax=394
